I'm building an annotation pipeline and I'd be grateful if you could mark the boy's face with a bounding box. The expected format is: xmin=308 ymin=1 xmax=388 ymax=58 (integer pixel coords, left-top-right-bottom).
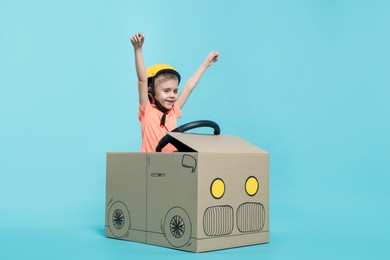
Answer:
xmin=153 ymin=78 xmax=179 ymax=110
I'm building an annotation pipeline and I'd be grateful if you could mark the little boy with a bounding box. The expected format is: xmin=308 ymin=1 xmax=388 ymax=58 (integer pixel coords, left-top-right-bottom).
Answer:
xmin=131 ymin=32 xmax=219 ymax=152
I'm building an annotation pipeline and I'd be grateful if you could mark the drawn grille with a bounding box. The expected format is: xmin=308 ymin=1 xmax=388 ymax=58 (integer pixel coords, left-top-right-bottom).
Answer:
xmin=237 ymin=202 xmax=265 ymax=233
xmin=203 ymin=206 xmax=234 ymax=236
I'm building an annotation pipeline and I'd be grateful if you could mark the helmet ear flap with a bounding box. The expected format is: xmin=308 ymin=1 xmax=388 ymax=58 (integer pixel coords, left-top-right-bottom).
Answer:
xmin=150 ymin=76 xmax=156 ymax=95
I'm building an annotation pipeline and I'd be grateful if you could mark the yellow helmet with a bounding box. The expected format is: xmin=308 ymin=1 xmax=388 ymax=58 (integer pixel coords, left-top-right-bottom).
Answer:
xmin=146 ymin=64 xmax=181 ymax=85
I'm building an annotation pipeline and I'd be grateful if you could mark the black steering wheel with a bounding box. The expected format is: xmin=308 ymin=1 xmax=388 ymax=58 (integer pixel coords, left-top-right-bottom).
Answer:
xmin=156 ymin=120 xmax=220 ymax=152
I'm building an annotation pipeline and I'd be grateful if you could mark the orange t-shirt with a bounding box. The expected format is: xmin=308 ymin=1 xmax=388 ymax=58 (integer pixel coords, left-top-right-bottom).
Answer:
xmin=138 ymin=101 xmax=182 ymax=152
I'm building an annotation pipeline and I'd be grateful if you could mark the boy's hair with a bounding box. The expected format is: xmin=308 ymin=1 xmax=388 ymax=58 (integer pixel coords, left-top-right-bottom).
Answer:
xmin=149 ymin=72 xmax=179 ymax=89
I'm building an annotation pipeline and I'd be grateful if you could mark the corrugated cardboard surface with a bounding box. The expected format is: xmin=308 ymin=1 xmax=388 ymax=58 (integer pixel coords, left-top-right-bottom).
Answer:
xmin=106 ymin=134 xmax=269 ymax=252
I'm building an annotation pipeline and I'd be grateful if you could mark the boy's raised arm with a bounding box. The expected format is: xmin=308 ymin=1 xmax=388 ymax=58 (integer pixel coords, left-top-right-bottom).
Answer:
xmin=131 ymin=33 xmax=148 ymax=106
xmin=176 ymin=51 xmax=219 ymax=109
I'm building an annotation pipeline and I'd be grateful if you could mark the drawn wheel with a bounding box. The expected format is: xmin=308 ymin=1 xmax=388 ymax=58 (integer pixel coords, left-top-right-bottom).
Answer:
xmin=108 ymin=201 xmax=130 ymax=238
xmin=113 ymin=209 xmax=125 ymax=229
xmin=164 ymin=207 xmax=192 ymax=248
xmin=170 ymin=215 xmax=185 ymax=238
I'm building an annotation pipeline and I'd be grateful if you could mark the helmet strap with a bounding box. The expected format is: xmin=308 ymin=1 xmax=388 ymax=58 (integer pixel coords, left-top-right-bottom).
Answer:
xmin=151 ymin=76 xmax=169 ymax=126
xmin=154 ymin=100 xmax=168 ymax=126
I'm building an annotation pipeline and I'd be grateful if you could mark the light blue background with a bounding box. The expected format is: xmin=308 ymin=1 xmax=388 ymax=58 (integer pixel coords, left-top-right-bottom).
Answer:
xmin=1 ymin=0 xmax=389 ymax=259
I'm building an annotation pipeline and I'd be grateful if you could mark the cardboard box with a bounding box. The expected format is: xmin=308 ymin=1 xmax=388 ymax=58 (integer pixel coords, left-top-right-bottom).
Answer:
xmin=105 ymin=133 xmax=269 ymax=252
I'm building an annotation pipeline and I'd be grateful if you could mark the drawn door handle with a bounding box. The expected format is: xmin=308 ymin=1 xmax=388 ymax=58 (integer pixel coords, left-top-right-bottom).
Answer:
xmin=151 ymin=173 xmax=166 ymax=177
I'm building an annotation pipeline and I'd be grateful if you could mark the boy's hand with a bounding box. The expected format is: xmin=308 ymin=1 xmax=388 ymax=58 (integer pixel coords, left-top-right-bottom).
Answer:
xmin=204 ymin=51 xmax=219 ymax=67
xmin=131 ymin=33 xmax=145 ymax=49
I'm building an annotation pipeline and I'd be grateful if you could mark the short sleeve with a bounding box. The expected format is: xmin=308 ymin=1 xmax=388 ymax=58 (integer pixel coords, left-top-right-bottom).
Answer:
xmin=138 ymin=102 xmax=150 ymax=121
xmin=170 ymin=103 xmax=182 ymax=119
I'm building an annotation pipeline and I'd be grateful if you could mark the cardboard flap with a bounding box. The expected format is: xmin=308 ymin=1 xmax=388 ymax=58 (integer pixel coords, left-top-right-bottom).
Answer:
xmin=168 ymin=132 xmax=266 ymax=153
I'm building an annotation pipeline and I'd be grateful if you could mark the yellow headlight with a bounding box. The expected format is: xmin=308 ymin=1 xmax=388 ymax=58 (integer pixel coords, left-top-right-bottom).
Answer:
xmin=211 ymin=178 xmax=225 ymax=199
xmin=245 ymin=176 xmax=259 ymax=196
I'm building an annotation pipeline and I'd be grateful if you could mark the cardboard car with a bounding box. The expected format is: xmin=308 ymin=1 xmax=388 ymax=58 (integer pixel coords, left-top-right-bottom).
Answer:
xmin=105 ymin=121 xmax=269 ymax=252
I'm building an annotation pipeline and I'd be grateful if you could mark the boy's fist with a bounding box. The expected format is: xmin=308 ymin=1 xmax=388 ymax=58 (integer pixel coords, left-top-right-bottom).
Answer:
xmin=131 ymin=33 xmax=144 ymax=48
xmin=205 ymin=51 xmax=219 ymax=66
